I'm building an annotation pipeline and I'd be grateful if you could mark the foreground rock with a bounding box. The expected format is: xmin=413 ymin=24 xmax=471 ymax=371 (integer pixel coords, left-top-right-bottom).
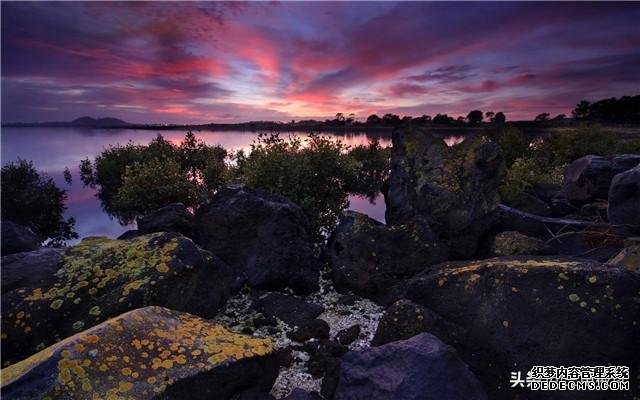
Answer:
xmin=563 ymin=154 xmax=640 ymax=206
xmin=328 ymin=211 xmax=447 ymax=302
xmin=333 ymin=333 xmax=487 ymax=400
xmin=1 ymin=232 xmax=231 ymax=366
xmin=608 ymin=164 xmax=640 ymax=233
xmin=194 ymin=186 xmax=320 ymax=294
xmin=385 ymin=129 xmax=504 ymax=259
xmin=392 ymin=256 xmax=640 ymax=399
xmin=1 ymin=221 xmax=41 ymax=256
xmin=1 ymin=306 xmax=278 ymax=399
xmin=1 ymin=248 xmax=63 ymax=293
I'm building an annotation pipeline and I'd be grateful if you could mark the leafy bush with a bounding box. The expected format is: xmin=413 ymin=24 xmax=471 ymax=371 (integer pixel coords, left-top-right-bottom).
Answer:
xmin=488 ymin=126 xmax=531 ymax=167
xmin=111 ymin=158 xmax=201 ymax=223
xmin=1 ymin=159 xmax=77 ymax=244
xmin=234 ymin=133 xmax=354 ymax=241
xmin=80 ymin=132 xmax=226 ymax=222
xmin=536 ymin=124 xmax=615 ymax=166
xmin=497 ymin=124 xmax=632 ymax=202
xmin=499 ymin=157 xmax=564 ymax=203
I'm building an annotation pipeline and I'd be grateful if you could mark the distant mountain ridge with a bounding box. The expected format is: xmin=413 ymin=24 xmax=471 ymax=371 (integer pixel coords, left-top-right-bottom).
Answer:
xmin=2 ymin=116 xmax=130 ymax=128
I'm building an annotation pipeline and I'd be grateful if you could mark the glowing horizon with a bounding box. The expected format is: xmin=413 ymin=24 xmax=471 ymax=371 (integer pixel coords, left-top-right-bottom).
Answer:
xmin=2 ymin=2 xmax=639 ymax=124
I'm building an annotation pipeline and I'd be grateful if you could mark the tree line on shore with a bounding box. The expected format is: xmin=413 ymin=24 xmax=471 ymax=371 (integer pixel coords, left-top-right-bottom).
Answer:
xmin=309 ymin=94 xmax=640 ymax=128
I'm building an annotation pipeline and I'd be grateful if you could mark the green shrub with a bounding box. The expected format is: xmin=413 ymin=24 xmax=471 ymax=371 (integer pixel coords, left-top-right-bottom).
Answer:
xmin=499 ymin=157 xmax=564 ymax=203
xmin=537 ymin=124 xmax=615 ymax=166
xmin=1 ymin=159 xmax=77 ymax=244
xmin=490 ymin=126 xmax=531 ymax=167
xmin=234 ymin=133 xmax=353 ymax=241
xmin=111 ymin=158 xmax=201 ymax=224
xmin=80 ymin=132 xmax=226 ymax=222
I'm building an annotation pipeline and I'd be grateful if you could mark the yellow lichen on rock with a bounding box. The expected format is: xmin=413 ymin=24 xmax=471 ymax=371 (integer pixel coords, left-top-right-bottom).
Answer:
xmin=0 ymin=307 xmax=273 ymax=399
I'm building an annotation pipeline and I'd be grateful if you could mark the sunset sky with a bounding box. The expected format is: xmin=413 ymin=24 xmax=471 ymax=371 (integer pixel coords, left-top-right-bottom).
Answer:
xmin=2 ymin=2 xmax=639 ymax=124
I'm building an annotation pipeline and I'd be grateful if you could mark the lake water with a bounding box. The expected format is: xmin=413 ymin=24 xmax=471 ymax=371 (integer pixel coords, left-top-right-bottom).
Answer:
xmin=1 ymin=127 xmax=465 ymax=241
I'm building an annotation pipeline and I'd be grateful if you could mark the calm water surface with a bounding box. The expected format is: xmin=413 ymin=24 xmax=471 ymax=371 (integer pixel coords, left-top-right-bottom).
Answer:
xmin=1 ymin=127 xmax=465 ymax=241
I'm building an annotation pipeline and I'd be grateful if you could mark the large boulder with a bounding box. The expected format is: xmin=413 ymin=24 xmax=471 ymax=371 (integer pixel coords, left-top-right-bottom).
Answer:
xmin=333 ymin=333 xmax=487 ymax=400
xmin=1 ymin=306 xmax=278 ymax=399
xmin=391 ymin=256 xmax=640 ymax=399
xmin=1 ymin=221 xmax=41 ymax=256
xmin=328 ymin=211 xmax=447 ymax=302
xmin=1 ymin=248 xmax=63 ymax=293
xmin=608 ymin=164 xmax=640 ymax=233
xmin=1 ymin=232 xmax=231 ymax=366
xmin=563 ymin=154 xmax=640 ymax=206
xmin=194 ymin=186 xmax=320 ymax=294
xmin=385 ymin=129 xmax=504 ymax=259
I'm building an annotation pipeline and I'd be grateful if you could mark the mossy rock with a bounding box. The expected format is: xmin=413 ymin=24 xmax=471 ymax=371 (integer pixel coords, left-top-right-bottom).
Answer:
xmin=393 ymin=256 xmax=640 ymax=399
xmin=1 ymin=306 xmax=278 ymax=399
xmin=385 ymin=128 xmax=504 ymax=259
xmin=490 ymin=231 xmax=551 ymax=256
xmin=1 ymin=232 xmax=231 ymax=367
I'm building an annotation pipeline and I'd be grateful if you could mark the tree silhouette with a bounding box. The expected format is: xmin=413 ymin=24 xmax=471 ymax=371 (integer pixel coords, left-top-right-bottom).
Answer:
xmin=466 ymin=110 xmax=484 ymax=125
xmin=572 ymin=100 xmax=591 ymax=119
xmin=366 ymin=114 xmax=381 ymax=125
xmin=493 ymin=112 xmax=506 ymax=124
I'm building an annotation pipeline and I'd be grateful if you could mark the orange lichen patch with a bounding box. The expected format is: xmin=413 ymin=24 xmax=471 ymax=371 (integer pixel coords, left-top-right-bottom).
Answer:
xmin=1 ymin=233 xmax=210 ymax=366
xmin=0 ymin=306 xmax=273 ymax=399
xmin=444 ymin=258 xmax=582 ymax=276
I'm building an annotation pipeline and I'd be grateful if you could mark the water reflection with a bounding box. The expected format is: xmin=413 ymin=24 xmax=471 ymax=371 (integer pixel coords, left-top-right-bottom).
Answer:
xmin=1 ymin=127 xmax=465 ymax=239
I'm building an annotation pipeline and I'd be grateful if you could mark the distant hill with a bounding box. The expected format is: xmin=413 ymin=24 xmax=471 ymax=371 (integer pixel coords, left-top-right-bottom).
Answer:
xmin=2 ymin=116 xmax=130 ymax=128
xmin=70 ymin=116 xmax=129 ymax=127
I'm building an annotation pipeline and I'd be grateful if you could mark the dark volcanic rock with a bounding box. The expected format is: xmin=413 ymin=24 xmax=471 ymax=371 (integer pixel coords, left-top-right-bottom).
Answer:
xmin=336 ymin=325 xmax=360 ymax=346
xmin=333 ymin=333 xmax=487 ymax=400
xmin=284 ymin=388 xmax=322 ymax=400
xmin=0 ymin=306 xmax=278 ymax=400
xmin=490 ymin=230 xmax=551 ymax=256
xmin=1 ymin=233 xmax=231 ymax=366
xmin=384 ymin=129 xmax=504 ymax=259
xmin=391 ymin=256 xmax=640 ymax=399
xmin=287 ymin=319 xmax=330 ymax=342
xmin=1 ymin=248 xmax=63 ymax=293
xmin=194 ymin=186 xmax=320 ymax=294
xmin=1 ymin=221 xmax=41 ymax=256
xmin=563 ymin=154 xmax=640 ymax=206
xmin=256 ymin=292 xmax=324 ymax=327
xmin=137 ymin=202 xmax=195 ymax=237
xmin=328 ymin=211 xmax=447 ymax=302
xmin=372 ymin=299 xmax=465 ymax=347
xmin=608 ymin=164 xmax=640 ymax=233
